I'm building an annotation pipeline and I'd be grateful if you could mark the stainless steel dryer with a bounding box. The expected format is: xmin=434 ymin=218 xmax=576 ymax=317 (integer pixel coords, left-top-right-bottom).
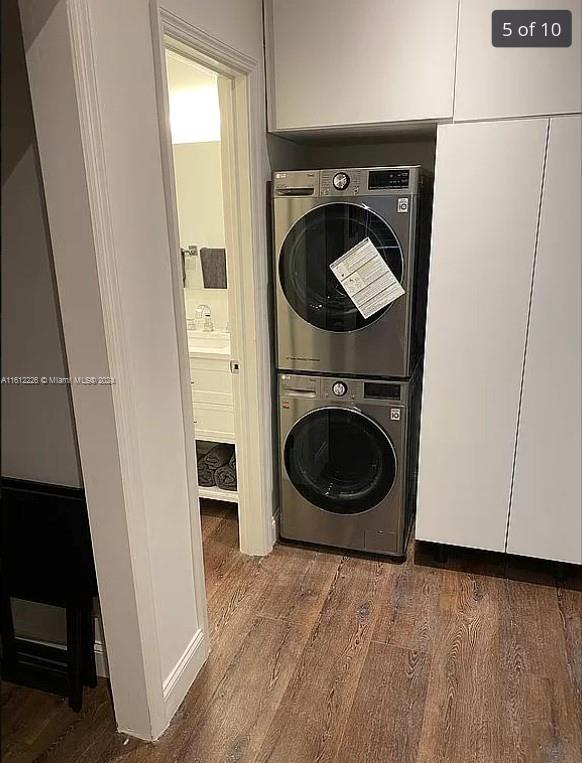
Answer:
xmin=278 ymin=371 xmax=421 ymax=557
xmin=272 ymin=166 xmax=431 ymax=378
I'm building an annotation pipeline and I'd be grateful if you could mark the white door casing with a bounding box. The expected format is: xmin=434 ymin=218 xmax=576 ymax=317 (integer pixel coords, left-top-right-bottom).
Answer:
xmin=153 ymin=5 xmax=276 ymax=557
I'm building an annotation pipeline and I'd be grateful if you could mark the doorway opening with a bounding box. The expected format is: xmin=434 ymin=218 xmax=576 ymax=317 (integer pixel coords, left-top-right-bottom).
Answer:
xmin=156 ymin=18 xmax=275 ymax=568
xmin=165 ymin=50 xmax=239 ymax=550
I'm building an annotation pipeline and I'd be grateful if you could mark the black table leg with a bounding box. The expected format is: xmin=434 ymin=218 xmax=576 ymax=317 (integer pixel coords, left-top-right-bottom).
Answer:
xmin=66 ymin=605 xmax=83 ymax=711
xmin=81 ymin=600 xmax=97 ymax=688
xmin=0 ymin=585 xmax=18 ymax=672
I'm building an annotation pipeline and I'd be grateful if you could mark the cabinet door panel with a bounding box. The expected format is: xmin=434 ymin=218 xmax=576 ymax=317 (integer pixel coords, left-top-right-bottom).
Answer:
xmin=507 ymin=116 xmax=582 ymax=564
xmin=266 ymin=0 xmax=458 ymax=131
xmin=416 ymin=119 xmax=547 ymax=551
xmin=455 ymin=0 xmax=582 ymax=121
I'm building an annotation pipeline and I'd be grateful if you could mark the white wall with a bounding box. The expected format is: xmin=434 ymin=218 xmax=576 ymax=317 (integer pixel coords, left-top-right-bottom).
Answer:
xmin=267 ymin=134 xmax=436 ymax=172
xmin=19 ymin=0 xmax=270 ymax=740
xmin=167 ymin=0 xmax=264 ymax=61
xmin=173 ymin=142 xmax=229 ymax=328
xmin=1 ymin=0 xmax=82 ymax=488
xmin=2 ymin=0 xmax=90 ymax=660
xmin=184 ymin=286 xmax=229 ymax=330
xmin=303 ymin=138 xmax=437 ymax=172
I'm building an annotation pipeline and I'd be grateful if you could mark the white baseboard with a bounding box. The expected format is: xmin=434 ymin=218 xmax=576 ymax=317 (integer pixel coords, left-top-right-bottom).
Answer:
xmin=94 ymin=640 xmax=108 ymax=677
xmin=161 ymin=628 xmax=208 ymax=726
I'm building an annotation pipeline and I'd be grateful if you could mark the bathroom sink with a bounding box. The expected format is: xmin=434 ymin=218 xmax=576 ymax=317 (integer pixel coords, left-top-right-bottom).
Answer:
xmin=187 ymin=330 xmax=230 ymax=356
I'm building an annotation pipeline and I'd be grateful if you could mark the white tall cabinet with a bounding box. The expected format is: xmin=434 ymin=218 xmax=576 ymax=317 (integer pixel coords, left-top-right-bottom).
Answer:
xmin=417 ymin=116 xmax=582 ymax=564
xmin=506 ymin=116 xmax=582 ymax=564
xmin=415 ymin=119 xmax=547 ymax=552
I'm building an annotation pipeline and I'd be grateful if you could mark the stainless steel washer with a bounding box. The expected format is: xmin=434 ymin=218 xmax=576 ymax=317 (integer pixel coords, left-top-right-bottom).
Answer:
xmin=272 ymin=166 xmax=431 ymax=378
xmin=278 ymin=371 xmax=421 ymax=557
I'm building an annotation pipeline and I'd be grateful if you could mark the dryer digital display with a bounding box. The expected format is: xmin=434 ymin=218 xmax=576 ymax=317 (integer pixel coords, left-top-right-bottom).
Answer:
xmin=368 ymin=169 xmax=410 ymax=190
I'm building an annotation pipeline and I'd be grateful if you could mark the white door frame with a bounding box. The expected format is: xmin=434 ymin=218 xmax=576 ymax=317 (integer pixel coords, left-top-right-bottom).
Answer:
xmin=150 ymin=3 xmax=275 ymax=557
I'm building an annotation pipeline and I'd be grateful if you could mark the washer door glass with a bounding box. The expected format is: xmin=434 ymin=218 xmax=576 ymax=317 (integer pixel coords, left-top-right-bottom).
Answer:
xmin=284 ymin=407 xmax=396 ymax=514
xmin=279 ymin=202 xmax=403 ymax=332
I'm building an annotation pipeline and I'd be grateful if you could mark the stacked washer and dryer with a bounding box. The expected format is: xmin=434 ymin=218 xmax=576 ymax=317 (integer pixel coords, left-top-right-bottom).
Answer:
xmin=272 ymin=166 xmax=431 ymax=558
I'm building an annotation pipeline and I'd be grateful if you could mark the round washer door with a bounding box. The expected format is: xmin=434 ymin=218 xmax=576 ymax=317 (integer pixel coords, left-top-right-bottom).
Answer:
xmin=284 ymin=407 xmax=397 ymax=514
xmin=279 ymin=202 xmax=403 ymax=332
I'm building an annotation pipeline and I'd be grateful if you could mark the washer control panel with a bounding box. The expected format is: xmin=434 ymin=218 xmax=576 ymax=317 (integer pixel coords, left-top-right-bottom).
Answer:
xmin=279 ymin=375 xmax=409 ymax=406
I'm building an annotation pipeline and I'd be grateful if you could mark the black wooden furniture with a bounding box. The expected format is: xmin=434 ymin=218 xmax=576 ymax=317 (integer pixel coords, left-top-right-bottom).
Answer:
xmin=1 ymin=478 xmax=99 ymax=711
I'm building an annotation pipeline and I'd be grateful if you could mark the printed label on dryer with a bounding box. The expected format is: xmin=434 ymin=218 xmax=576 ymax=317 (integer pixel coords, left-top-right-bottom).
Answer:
xmin=330 ymin=237 xmax=405 ymax=320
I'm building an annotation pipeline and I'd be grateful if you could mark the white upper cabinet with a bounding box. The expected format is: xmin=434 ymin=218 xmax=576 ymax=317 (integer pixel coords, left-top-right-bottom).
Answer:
xmin=265 ymin=0 xmax=459 ymax=132
xmin=454 ymin=0 xmax=582 ymax=121
xmin=416 ymin=119 xmax=547 ymax=552
xmin=506 ymin=116 xmax=582 ymax=564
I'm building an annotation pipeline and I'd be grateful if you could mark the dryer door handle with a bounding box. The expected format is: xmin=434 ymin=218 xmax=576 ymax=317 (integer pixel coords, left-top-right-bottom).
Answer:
xmin=283 ymin=387 xmax=317 ymax=398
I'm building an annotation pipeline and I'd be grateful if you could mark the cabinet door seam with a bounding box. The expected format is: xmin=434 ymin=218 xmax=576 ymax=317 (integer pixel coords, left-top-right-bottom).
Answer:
xmin=451 ymin=0 xmax=462 ymax=118
xmin=504 ymin=117 xmax=551 ymax=553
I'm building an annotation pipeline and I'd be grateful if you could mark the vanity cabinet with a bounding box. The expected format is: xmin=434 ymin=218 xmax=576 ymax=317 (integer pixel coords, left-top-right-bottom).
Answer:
xmin=506 ymin=116 xmax=581 ymax=564
xmin=454 ymin=0 xmax=582 ymax=122
xmin=190 ymin=356 xmax=235 ymax=443
xmin=417 ymin=115 xmax=582 ymax=564
xmin=264 ymin=0 xmax=459 ymax=132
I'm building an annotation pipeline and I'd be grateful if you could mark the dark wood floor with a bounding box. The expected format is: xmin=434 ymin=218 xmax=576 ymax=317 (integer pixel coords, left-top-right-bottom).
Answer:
xmin=2 ymin=502 xmax=581 ymax=763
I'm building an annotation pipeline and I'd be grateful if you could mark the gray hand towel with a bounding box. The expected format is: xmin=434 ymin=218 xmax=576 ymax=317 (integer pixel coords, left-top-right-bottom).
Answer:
xmin=200 ymin=247 xmax=227 ymax=289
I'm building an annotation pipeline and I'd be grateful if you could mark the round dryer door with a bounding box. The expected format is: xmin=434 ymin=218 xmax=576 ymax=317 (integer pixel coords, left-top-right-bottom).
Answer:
xmin=279 ymin=202 xmax=403 ymax=332
xmin=284 ymin=407 xmax=396 ymax=514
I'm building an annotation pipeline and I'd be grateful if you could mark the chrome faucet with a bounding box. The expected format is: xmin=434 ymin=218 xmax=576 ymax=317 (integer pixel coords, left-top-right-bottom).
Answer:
xmin=195 ymin=304 xmax=214 ymax=332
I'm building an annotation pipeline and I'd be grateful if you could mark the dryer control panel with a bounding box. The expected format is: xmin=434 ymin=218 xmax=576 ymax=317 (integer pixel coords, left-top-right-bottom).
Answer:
xmin=320 ymin=169 xmax=362 ymax=196
xmin=273 ymin=166 xmax=423 ymax=198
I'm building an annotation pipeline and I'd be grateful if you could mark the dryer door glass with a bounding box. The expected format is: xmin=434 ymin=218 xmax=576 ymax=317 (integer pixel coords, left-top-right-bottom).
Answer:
xmin=285 ymin=407 xmax=396 ymax=514
xmin=279 ymin=202 xmax=403 ymax=332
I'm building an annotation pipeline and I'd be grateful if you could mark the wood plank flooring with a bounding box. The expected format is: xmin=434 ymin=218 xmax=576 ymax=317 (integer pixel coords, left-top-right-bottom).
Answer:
xmin=2 ymin=501 xmax=581 ymax=763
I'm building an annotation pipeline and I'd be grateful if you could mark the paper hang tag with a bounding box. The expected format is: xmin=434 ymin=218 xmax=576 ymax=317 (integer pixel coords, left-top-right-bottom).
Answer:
xmin=330 ymin=237 xmax=405 ymax=320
